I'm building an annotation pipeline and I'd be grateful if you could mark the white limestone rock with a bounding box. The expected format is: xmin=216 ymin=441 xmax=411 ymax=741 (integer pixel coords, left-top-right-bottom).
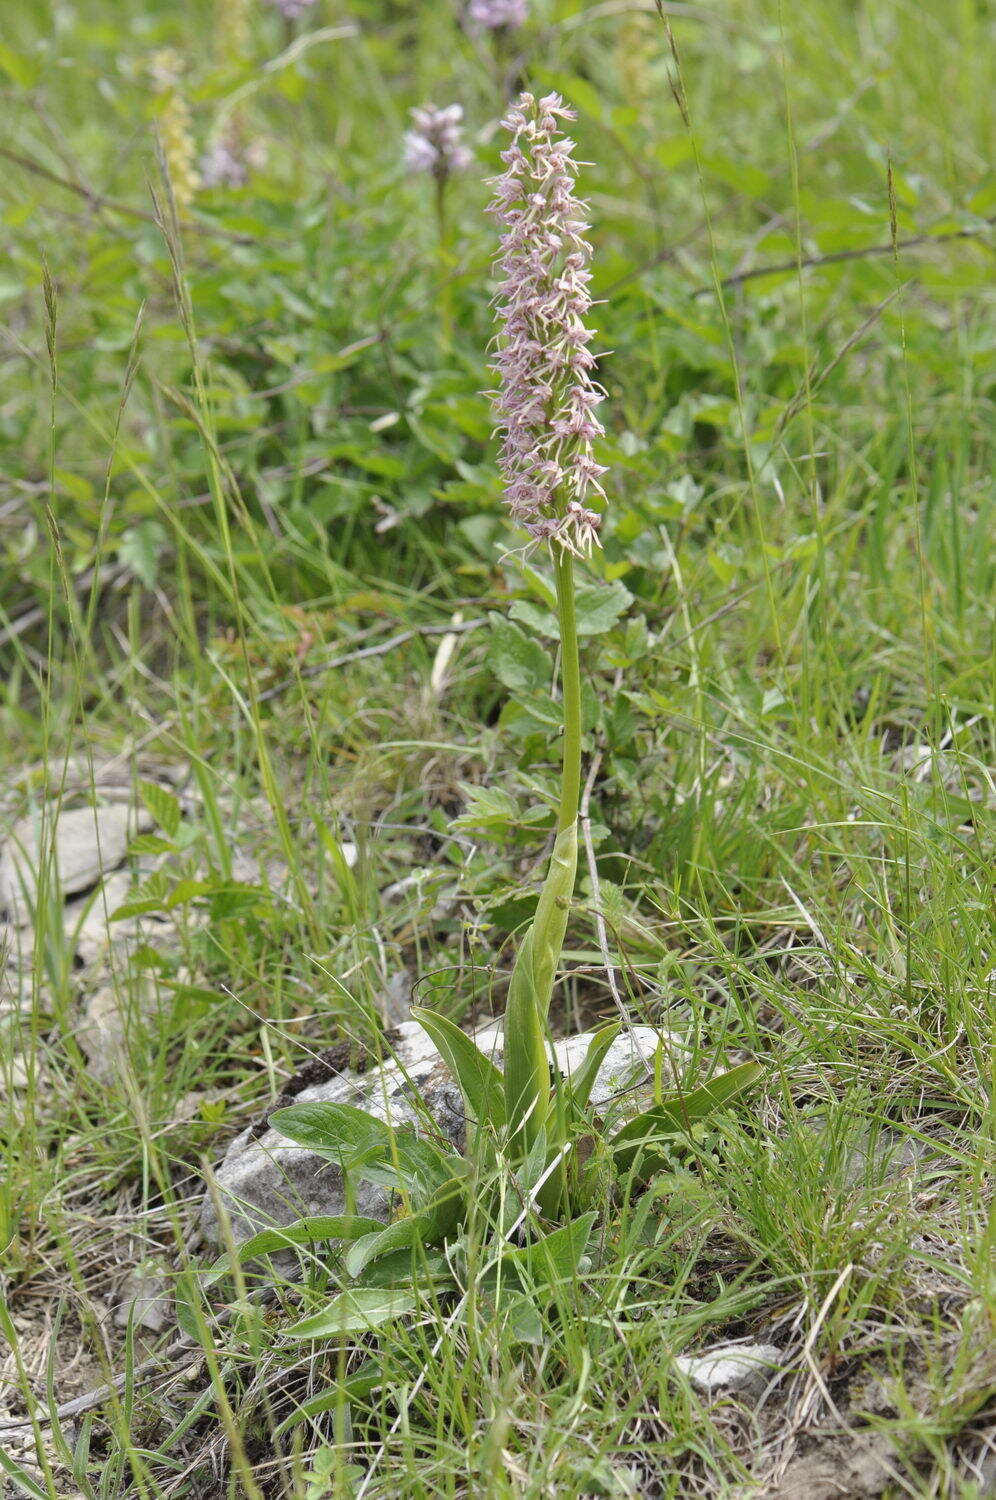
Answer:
xmin=0 ymin=802 xmax=152 ymax=924
xmin=199 ymin=1021 xmax=675 ymax=1245
xmin=674 ymin=1341 xmax=784 ymax=1401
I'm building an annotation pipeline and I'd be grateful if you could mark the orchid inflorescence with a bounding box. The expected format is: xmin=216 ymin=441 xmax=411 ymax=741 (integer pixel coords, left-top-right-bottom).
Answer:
xmin=267 ymin=0 xmax=317 ymax=18
xmin=488 ymin=92 xmax=606 ymax=558
xmin=467 ymin=0 xmax=529 ymax=30
xmin=200 ymin=134 xmax=248 ymax=190
xmin=403 ymin=104 xmax=473 ymax=180
xmin=232 ymin=88 xmax=762 ymax=1341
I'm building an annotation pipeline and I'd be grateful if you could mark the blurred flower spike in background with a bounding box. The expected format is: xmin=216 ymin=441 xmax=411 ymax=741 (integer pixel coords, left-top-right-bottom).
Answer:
xmin=403 ymin=104 xmax=474 ymax=180
xmin=467 ymin=0 xmax=529 ymax=29
xmin=267 ymin=0 xmax=318 ymax=19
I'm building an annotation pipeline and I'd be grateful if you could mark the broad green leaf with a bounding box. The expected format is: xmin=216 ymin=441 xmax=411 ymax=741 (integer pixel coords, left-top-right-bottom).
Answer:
xmin=503 ymin=927 xmax=552 ymax=1161
xmin=359 ymin=1133 xmax=466 ymax=1205
xmin=275 ymin=1359 xmax=384 ymax=1433
xmin=486 ymin=616 xmax=551 ymax=694
xmin=283 ymin=1287 xmax=417 ymax=1339
xmin=610 ymin=1063 xmax=762 ymax=1176
xmin=0 ymin=1444 xmax=49 ymax=1500
xmin=201 ymin=1216 xmax=384 ymax=1285
xmin=572 ymin=580 xmax=634 ymax=637
xmin=344 ymin=1178 xmax=465 ymax=1278
xmin=504 ymin=821 xmax=578 ymax=1163
xmin=451 ymin=782 xmax=519 ymax=835
xmin=0 ymin=43 xmax=39 ymax=89
xmin=559 ymin=1022 xmax=623 ymax=1115
xmin=270 ymin=1100 xmax=394 ymax=1165
xmin=512 ymin=582 xmax=633 ymax=640
xmin=357 ymin=1248 xmax=453 ymax=1290
xmin=411 ymin=1007 xmax=506 ymax=1129
xmin=138 ymin=779 xmax=182 ymax=838
xmin=502 ymin=1292 xmax=544 ymax=1345
xmin=118 ymin=520 xmax=167 ymax=590
xmin=500 ymin=1212 xmax=597 ymax=1289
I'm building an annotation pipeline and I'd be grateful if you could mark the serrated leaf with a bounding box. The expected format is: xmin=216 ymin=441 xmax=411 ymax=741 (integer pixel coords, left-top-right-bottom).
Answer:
xmin=165 ymin=878 xmax=214 ymax=907
xmin=138 ymin=780 xmax=182 ymax=838
xmin=127 ymin=833 xmax=175 ymax=856
xmin=510 ymin=580 xmax=632 ymax=638
xmin=282 ymin=1287 xmax=418 ymax=1339
xmin=573 ymin=581 xmax=633 ymax=636
xmin=109 ymin=896 xmax=166 ymax=920
xmin=451 ymin=782 xmax=519 ymax=833
xmin=486 ymin=616 xmax=551 ymax=693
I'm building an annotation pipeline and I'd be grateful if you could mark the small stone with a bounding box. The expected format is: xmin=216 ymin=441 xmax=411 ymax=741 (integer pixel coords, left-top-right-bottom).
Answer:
xmin=77 ymin=979 xmax=161 ymax=1083
xmin=63 ymin=869 xmax=134 ymax=966
xmin=674 ymin=1342 xmax=784 ymax=1401
xmin=114 ymin=1262 xmax=170 ymax=1332
xmin=0 ymin=803 xmax=152 ymax=924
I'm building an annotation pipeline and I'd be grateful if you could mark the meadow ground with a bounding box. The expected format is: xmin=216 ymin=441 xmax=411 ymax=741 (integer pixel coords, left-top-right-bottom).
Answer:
xmin=0 ymin=1 xmax=993 ymax=1495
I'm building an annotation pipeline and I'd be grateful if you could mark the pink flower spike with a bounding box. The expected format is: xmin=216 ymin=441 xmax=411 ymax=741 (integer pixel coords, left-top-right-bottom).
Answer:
xmin=404 ymin=103 xmax=473 ymax=179
xmin=488 ymin=92 xmax=606 ymax=553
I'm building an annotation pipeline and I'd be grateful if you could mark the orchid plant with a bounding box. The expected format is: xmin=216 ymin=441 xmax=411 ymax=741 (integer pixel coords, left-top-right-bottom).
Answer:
xmin=212 ymin=93 xmax=758 ymax=1338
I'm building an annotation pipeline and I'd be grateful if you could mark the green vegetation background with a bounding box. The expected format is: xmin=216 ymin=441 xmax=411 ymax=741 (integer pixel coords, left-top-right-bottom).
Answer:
xmin=0 ymin=0 xmax=992 ymax=1495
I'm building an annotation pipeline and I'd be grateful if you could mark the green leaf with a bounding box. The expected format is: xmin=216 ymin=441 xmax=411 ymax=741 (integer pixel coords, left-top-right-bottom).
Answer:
xmin=486 ymin=616 xmax=551 ymax=694
xmin=504 ymin=821 xmax=578 ymax=1162
xmin=501 ymin=1211 xmax=597 ymax=1289
xmin=137 ymin=779 xmax=182 ymax=838
xmin=360 ymin=1133 xmax=466 ymax=1204
xmin=117 ymin=520 xmax=167 ymax=590
xmin=0 ymin=43 xmax=40 ymax=89
xmin=201 ymin=1216 xmax=384 ymax=1285
xmin=275 ymin=1358 xmax=385 ymax=1434
xmin=126 ymin=833 xmax=176 ymax=857
xmin=344 ymin=1178 xmax=465 ymax=1278
xmin=610 ymin=1063 xmax=762 ymax=1177
xmin=511 ymin=581 xmax=633 ymax=640
xmin=573 ymin=581 xmax=633 ymax=637
xmin=356 ymin=1248 xmax=453 ymax=1290
xmin=411 ymin=1007 xmax=506 ymax=1130
xmin=501 ymin=1292 xmax=545 ymax=1345
xmin=270 ymin=1100 xmax=394 ymax=1166
xmin=451 ymin=782 xmax=520 ymax=835
xmin=559 ymin=1022 xmax=623 ymax=1115
xmin=282 ymin=1288 xmax=418 ymax=1339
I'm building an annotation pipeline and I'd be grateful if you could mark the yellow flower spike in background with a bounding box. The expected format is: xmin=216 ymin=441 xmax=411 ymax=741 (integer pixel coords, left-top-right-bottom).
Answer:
xmin=149 ymin=49 xmax=200 ymax=218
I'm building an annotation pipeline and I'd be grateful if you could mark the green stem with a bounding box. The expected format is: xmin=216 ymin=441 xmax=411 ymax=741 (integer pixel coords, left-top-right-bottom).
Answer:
xmin=553 ymin=548 xmax=582 ymax=833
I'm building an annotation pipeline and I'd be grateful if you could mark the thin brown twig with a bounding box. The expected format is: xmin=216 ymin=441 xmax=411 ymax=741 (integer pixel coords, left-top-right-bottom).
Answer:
xmin=256 ymin=616 xmax=489 ymax=702
xmin=692 ymin=216 xmax=995 ymax=297
xmin=0 ymin=145 xmax=254 ymax=245
xmin=0 ymin=563 xmax=128 ymax=649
